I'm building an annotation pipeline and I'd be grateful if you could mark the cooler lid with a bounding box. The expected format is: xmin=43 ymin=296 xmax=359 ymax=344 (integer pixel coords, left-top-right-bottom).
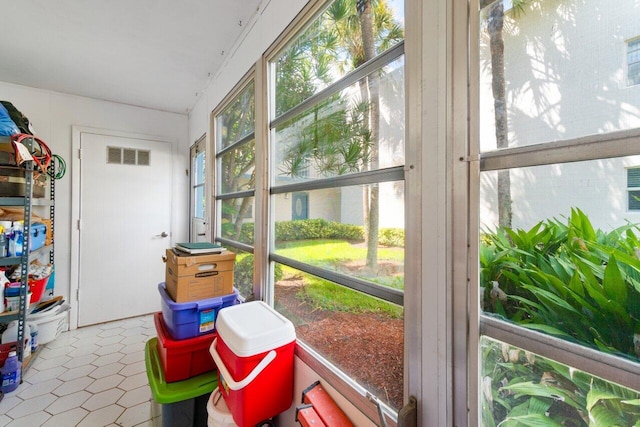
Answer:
xmin=215 ymin=301 xmax=296 ymax=357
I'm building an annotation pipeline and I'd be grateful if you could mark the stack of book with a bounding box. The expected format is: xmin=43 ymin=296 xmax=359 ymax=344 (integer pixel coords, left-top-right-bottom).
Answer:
xmin=173 ymin=242 xmax=227 ymax=255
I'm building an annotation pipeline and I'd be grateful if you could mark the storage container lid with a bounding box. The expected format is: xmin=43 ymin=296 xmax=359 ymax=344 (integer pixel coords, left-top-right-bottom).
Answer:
xmin=215 ymin=301 xmax=295 ymax=357
xmin=157 ymin=282 xmax=238 ymax=310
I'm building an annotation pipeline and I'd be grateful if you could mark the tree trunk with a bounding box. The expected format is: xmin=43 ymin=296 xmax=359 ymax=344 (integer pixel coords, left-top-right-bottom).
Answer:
xmin=359 ymin=0 xmax=380 ymax=270
xmin=487 ymin=1 xmax=512 ymax=228
xmin=233 ymin=197 xmax=252 ymax=241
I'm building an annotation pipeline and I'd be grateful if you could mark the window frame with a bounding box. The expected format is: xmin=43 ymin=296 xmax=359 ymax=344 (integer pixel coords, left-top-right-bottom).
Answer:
xmin=211 ymin=69 xmax=258 ymax=298
xmin=262 ymin=0 xmax=408 ymax=422
xmin=627 ymin=166 xmax=640 ymax=211
xmin=628 ymin=37 xmax=640 ymax=87
xmin=468 ymin=1 xmax=640 ymax=425
xmin=476 ymin=129 xmax=640 ymax=390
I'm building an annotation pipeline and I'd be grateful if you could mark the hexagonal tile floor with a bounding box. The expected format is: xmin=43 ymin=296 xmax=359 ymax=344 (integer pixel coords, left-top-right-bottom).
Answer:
xmin=0 ymin=314 xmax=156 ymax=427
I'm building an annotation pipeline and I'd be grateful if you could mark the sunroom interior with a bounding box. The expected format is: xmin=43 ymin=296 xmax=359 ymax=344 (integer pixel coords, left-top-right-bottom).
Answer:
xmin=0 ymin=0 xmax=639 ymax=426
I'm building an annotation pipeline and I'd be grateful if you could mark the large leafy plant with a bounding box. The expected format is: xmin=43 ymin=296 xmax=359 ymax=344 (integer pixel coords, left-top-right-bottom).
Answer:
xmin=481 ymin=208 xmax=640 ymax=361
xmin=481 ymin=337 xmax=640 ymax=426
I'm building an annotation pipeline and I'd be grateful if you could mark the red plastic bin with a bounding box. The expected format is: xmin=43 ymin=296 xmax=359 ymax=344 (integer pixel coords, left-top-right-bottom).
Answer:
xmin=153 ymin=312 xmax=217 ymax=383
xmin=29 ymin=275 xmax=49 ymax=303
xmin=209 ymin=301 xmax=296 ymax=427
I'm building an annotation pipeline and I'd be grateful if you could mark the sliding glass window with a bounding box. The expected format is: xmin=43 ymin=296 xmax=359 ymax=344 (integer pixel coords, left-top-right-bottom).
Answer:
xmin=268 ymin=0 xmax=405 ymax=411
xmin=213 ymin=79 xmax=256 ymax=301
xmin=477 ymin=0 xmax=640 ymax=425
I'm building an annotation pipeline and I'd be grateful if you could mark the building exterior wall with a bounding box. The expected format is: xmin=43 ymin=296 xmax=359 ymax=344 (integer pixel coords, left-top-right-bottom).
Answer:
xmin=479 ymin=0 xmax=640 ymax=231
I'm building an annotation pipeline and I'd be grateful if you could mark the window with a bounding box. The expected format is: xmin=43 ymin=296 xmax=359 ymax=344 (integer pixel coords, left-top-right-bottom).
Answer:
xmin=476 ymin=1 xmax=640 ymax=425
xmin=629 ymin=38 xmax=640 ymax=86
xmin=213 ymin=78 xmax=256 ymax=301
xmin=268 ymin=0 xmax=405 ymax=412
xmin=627 ymin=167 xmax=640 ymax=210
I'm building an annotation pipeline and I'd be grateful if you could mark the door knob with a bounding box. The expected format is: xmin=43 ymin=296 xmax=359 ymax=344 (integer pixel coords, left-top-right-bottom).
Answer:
xmin=156 ymin=232 xmax=168 ymax=238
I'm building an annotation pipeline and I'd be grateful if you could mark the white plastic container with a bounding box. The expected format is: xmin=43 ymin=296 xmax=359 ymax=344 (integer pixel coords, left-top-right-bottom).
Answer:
xmin=27 ymin=304 xmax=69 ymax=345
xmin=207 ymin=389 xmax=237 ymax=427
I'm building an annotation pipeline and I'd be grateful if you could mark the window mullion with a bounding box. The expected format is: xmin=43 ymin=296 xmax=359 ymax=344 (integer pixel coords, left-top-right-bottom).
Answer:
xmin=480 ymin=315 xmax=640 ymax=392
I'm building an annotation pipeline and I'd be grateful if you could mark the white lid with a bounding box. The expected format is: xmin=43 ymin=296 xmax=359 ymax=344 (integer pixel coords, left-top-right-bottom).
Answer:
xmin=215 ymin=301 xmax=295 ymax=357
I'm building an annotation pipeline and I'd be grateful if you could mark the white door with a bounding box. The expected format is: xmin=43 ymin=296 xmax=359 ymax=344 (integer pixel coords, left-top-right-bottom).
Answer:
xmin=190 ymin=136 xmax=208 ymax=242
xmin=78 ymin=132 xmax=172 ymax=326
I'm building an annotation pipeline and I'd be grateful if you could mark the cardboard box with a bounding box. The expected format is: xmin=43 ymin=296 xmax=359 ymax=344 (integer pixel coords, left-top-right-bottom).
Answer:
xmin=41 ymin=218 xmax=53 ymax=246
xmin=164 ymin=249 xmax=235 ymax=303
xmin=0 ymin=165 xmax=47 ymax=198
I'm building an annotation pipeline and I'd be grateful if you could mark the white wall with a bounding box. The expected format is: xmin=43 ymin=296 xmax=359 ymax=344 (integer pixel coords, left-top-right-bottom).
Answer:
xmin=188 ymin=0 xmax=306 ymax=141
xmin=0 ymin=81 xmax=190 ymax=306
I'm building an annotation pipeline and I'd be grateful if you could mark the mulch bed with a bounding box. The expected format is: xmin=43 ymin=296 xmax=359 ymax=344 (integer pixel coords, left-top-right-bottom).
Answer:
xmin=275 ymin=284 xmax=404 ymax=410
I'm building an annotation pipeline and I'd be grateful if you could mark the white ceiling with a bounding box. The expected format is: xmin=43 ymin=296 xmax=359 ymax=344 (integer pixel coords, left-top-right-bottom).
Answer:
xmin=0 ymin=0 xmax=263 ymax=114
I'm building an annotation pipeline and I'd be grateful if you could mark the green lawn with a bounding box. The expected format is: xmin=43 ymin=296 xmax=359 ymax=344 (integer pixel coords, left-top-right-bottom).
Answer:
xmin=275 ymin=239 xmax=404 ymax=317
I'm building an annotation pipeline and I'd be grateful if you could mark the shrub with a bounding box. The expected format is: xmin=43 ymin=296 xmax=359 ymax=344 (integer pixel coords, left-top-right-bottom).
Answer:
xmin=275 ymin=219 xmax=329 ymax=241
xmin=234 ymin=254 xmax=282 ymax=299
xmin=481 ymin=208 xmax=640 ymax=362
xmin=378 ymin=228 xmax=404 ymax=247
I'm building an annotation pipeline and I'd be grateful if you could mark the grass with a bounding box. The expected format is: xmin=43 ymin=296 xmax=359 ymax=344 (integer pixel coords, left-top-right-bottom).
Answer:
xmin=275 ymin=239 xmax=404 ymax=318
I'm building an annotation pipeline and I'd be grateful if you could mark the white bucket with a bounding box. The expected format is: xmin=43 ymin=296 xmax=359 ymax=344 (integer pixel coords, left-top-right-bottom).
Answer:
xmin=207 ymin=389 xmax=237 ymax=427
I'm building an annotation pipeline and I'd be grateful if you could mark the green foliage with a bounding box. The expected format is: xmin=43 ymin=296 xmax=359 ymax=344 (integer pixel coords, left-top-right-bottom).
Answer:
xmin=378 ymin=227 xmax=404 ymax=247
xmin=225 ymin=219 xmax=404 ymax=249
xmin=233 ymin=253 xmax=283 ymax=299
xmin=274 ymin=219 xmax=363 ymax=242
xmin=481 ymin=337 xmax=640 ymax=426
xmin=481 ymin=208 xmax=640 ymax=362
xmin=284 ymin=269 xmax=403 ymax=318
xmin=273 ymin=218 xmax=404 ymax=246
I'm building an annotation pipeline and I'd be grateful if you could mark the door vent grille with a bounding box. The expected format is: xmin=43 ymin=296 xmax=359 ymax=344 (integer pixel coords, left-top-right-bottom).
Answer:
xmin=138 ymin=150 xmax=150 ymax=166
xmin=123 ymin=148 xmax=136 ymax=165
xmin=107 ymin=146 xmax=151 ymax=166
xmin=107 ymin=147 xmax=122 ymax=164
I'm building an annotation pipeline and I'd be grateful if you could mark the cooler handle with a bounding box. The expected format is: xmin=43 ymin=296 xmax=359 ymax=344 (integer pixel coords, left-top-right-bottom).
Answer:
xmin=210 ymin=337 xmax=276 ymax=391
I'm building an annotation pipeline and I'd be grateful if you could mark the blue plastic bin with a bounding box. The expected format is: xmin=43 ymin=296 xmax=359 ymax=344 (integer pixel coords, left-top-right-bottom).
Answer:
xmin=30 ymin=222 xmax=46 ymax=251
xmin=158 ymin=282 xmax=239 ymax=340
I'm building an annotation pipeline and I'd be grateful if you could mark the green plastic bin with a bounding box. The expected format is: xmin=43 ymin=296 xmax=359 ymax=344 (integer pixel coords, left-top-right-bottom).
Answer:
xmin=145 ymin=338 xmax=218 ymax=427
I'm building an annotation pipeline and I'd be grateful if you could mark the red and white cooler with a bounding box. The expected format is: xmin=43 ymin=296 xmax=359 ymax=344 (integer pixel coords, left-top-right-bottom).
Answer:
xmin=209 ymin=300 xmax=296 ymax=427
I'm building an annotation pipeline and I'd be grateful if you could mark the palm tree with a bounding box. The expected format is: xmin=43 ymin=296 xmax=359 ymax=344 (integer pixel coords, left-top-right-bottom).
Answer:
xmin=327 ymin=0 xmax=403 ymax=268
xmin=481 ymin=0 xmax=512 ymax=228
xmin=278 ymin=0 xmax=403 ymax=269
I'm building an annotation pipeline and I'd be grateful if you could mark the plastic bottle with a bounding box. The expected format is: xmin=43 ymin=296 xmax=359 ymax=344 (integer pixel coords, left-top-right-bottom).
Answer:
xmin=0 ymin=225 xmax=6 ymax=257
xmin=0 ymin=351 xmax=21 ymax=393
xmin=9 ymin=222 xmax=23 ymax=257
xmin=30 ymin=323 xmax=38 ymax=352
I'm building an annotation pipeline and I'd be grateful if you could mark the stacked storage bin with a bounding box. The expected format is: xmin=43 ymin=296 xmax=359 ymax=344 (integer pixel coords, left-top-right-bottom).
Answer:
xmin=146 ymin=248 xmax=239 ymax=427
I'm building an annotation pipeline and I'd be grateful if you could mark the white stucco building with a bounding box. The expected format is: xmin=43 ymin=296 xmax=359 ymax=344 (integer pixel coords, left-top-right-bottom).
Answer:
xmin=480 ymin=0 xmax=640 ymax=231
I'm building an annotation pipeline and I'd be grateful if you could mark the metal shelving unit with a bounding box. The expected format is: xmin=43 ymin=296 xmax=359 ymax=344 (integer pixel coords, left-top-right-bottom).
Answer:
xmin=0 ymin=135 xmax=55 ymax=367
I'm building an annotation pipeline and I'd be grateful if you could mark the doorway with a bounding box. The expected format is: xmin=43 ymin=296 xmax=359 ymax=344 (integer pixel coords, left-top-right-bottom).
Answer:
xmin=190 ymin=135 xmax=208 ymax=242
xmin=71 ymin=128 xmax=173 ymax=327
